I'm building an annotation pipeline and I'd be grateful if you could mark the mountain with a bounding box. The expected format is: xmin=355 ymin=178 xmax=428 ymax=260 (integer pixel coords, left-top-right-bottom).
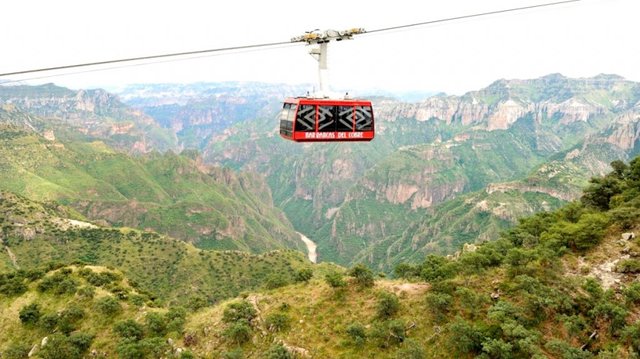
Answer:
xmin=0 ymin=83 xmax=178 ymax=153
xmin=0 ymin=118 xmax=302 ymax=254
xmin=0 ymin=190 xmax=313 ymax=305
xmin=2 ymin=157 xmax=639 ymax=358
xmin=204 ymin=74 xmax=640 ymax=270
xmin=114 ymin=82 xmax=310 ymax=149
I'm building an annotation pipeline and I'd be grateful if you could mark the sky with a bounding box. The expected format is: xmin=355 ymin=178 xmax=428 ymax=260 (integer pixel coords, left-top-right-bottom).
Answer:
xmin=0 ymin=0 xmax=638 ymax=95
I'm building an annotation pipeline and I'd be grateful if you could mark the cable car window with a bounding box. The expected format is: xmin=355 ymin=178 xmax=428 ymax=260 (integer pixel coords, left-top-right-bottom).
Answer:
xmin=279 ymin=104 xmax=292 ymax=136
xmin=318 ymin=106 xmax=336 ymax=132
xmin=296 ymin=105 xmax=316 ymax=132
xmin=355 ymin=105 xmax=373 ymax=131
xmin=337 ymin=106 xmax=353 ymax=132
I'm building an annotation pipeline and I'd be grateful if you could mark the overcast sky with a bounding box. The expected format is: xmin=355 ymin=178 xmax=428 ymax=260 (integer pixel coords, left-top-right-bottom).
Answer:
xmin=0 ymin=0 xmax=637 ymax=95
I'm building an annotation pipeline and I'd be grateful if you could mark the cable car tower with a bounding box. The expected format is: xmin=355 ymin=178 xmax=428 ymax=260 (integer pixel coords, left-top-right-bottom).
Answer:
xmin=291 ymin=28 xmax=365 ymax=98
xmin=278 ymin=28 xmax=374 ymax=142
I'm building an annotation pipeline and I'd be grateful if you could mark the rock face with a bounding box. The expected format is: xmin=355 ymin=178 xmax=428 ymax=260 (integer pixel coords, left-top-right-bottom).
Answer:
xmin=0 ymin=83 xmax=178 ymax=153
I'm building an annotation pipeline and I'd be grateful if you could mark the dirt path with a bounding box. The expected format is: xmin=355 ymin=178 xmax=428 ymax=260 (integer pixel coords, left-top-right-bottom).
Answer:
xmin=297 ymin=232 xmax=317 ymax=263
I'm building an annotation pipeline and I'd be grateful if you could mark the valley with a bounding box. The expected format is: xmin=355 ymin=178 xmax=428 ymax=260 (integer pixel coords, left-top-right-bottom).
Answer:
xmin=1 ymin=75 xmax=640 ymax=358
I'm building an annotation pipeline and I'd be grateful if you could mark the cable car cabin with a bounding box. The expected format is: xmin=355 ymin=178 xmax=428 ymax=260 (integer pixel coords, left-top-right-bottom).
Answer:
xmin=279 ymin=98 xmax=374 ymax=142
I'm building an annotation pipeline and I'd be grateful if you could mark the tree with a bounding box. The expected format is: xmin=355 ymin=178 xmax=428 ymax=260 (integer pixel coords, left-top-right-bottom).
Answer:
xmin=19 ymin=303 xmax=41 ymax=326
xmin=420 ymin=254 xmax=455 ymax=282
xmin=348 ymin=264 xmax=375 ymax=288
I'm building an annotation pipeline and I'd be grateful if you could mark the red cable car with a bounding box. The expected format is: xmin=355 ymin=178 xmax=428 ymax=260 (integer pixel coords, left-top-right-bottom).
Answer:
xmin=281 ymin=28 xmax=374 ymax=142
xmin=279 ymin=97 xmax=374 ymax=142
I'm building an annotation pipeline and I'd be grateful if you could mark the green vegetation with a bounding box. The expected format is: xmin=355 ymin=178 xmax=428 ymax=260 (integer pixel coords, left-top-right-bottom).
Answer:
xmin=0 ymin=122 xmax=302 ymax=254
xmin=0 ymin=191 xmax=314 ymax=306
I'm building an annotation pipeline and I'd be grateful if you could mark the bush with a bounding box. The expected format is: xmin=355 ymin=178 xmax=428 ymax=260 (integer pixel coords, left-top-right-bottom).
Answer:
xmin=265 ymin=343 xmax=293 ymax=359
xmin=223 ymin=320 xmax=252 ymax=344
xmin=40 ymin=312 xmax=59 ymax=331
xmin=394 ymin=263 xmax=420 ymax=279
xmin=114 ymin=319 xmax=145 ymax=340
xmin=348 ymin=264 xmax=375 ymax=288
xmin=295 ymin=268 xmax=313 ymax=283
xmin=617 ymin=259 xmax=640 ymax=273
xmin=325 ymin=272 xmax=346 ymax=288
xmin=446 ymin=317 xmax=484 ymax=356
xmin=265 ymin=274 xmax=289 ymax=290
xmin=395 ymin=339 xmax=426 ymax=359
xmin=222 ymin=301 xmax=257 ymax=324
xmin=76 ymin=286 xmax=95 ymax=300
xmin=4 ymin=342 xmax=31 ymax=359
xmin=265 ymin=312 xmax=291 ymax=332
xmin=377 ymin=291 xmax=400 ymax=319
xmin=420 ymin=255 xmax=455 ymax=282
xmin=145 ymin=312 xmax=167 ymax=337
xmin=346 ymin=322 xmax=367 ymax=347
xmin=58 ymin=305 xmax=85 ymax=335
xmin=370 ymin=319 xmax=406 ymax=348
xmin=95 ymin=296 xmax=122 ymax=316
xmin=166 ymin=306 xmax=187 ymax=333
xmin=624 ymin=282 xmax=640 ymax=305
xmin=425 ymin=292 xmax=452 ymax=323
xmin=19 ymin=303 xmax=41 ymax=326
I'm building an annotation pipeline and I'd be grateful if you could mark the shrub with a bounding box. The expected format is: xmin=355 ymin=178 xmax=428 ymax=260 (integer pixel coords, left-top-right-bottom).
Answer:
xmin=624 ymin=282 xmax=640 ymax=305
xmin=223 ymin=320 xmax=252 ymax=344
xmin=265 ymin=312 xmax=291 ymax=332
xmin=370 ymin=319 xmax=406 ymax=348
xmin=617 ymin=259 xmax=640 ymax=273
xmin=19 ymin=303 xmax=41 ymax=326
xmin=346 ymin=322 xmax=367 ymax=347
xmin=393 ymin=263 xmax=420 ymax=279
xmin=145 ymin=312 xmax=167 ymax=337
xmin=138 ymin=337 xmax=170 ymax=358
xmin=222 ymin=301 xmax=257 ymax=324
xmin=39 ymin=334 xmax=81 ymax=359
xmin=40 ymin=312 xmax=59 ymax=331
xmin=420 ymin=254 xmax=455 ymax=282
xmin=4 ymin=342 xmax=31 ymax=359
xmin=265 ymin=274 xmax=289 ymax=290
xmin=325 ymin=271 xmax=346 ymax=288
xmin=377 ymin=291 xmax=400 ymax=319
xmin=348 ymin=264 xmax=375 ymax=288
xmin=544 ymin=339 xmax=592 ymax=359
xmin=95 ymin=296 xmax=122 ymax=316
xmin=446 ymin=317 xmax=484 ymax=356
xmin=77 ymin=285 xmax=95 ymax=300
xmin=166 ymin=306 xmax=187 ymax=333
xmin=425 ymin=292 xmax=452 ymax=323
xmin=114 ymin=319 xmax=145 ymax=340
xmin=294 ymin=268 xmax=313 ymax=283
xmin=265 ymin=343 xmax=292 ymax=359
xmin=395 ymin=338 xmax=426 ymax=359
xmin=59 ymin=305 xmax=85 ymax=335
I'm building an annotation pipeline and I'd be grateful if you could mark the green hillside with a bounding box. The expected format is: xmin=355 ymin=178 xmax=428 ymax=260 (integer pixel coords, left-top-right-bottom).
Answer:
xmin=3 ymin=156 xmax=638 ymax=358
xmin=0 ymin=123 xmax=302 ymax=253
xmin=0 ymin=190 xmax=313 ymax=306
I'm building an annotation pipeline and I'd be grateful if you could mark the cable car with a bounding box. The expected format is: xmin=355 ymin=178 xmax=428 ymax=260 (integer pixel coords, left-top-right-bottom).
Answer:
xmin=279 ymin=97 xmax=374 ymax=142
xmin=281 ymin=28 xmax=374 ymax=142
